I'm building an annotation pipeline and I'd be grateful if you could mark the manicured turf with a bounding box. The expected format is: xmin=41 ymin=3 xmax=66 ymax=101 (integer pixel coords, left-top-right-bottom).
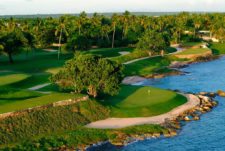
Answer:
xmin=0 ymin=92 xmax=85 ymax=114
xmin=0 ymin=50 xmax=71 ymax=73
xmin=181 ymin=42 xmax=203 ymax=47
xmin=176 ymin=48 xmax=210 ymax=55
xmin=165 ymin=47 xmax=177 ymax=53
xmin=123 ymin=56 xmax=171 ymax=76
xmin=102 ymin=85 xmax=187 ymax=117
xmin=0 ymin=72 xmax=30 ymax=86
xmin=0 ymin=87 xmax=42 ymax=106
xmin=209 ymin=43 xmax=225 ymax=55
xmin=83 ymin=47 xmax=135 ymax=58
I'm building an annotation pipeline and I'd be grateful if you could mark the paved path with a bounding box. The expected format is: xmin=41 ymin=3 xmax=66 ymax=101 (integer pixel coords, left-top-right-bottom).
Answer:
xmin=86 ymin=94 xmax=200 ymax=129
xmin=28 ymin=83 xmax=51 ymax=91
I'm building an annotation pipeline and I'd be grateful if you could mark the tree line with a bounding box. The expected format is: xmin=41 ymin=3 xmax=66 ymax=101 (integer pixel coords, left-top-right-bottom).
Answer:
xmin=0 ymin=11 xmax=225 ymax=63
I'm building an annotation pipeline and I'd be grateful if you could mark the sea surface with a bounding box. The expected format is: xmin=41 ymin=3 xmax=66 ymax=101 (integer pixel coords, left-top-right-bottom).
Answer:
xmin=91 ymin=56 xmax=225 ymax=151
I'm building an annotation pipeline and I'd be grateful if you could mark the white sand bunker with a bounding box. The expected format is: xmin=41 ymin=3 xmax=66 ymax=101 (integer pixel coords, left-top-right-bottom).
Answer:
xmin=43 ymin=49 xmax=58 ymax=52
xmin=119 ymin=51 xmax=130 ymax=56
xmin=28 ymin=83 xmax=51 ymax=91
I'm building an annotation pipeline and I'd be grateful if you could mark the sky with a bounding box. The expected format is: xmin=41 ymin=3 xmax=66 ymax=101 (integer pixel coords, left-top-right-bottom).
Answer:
xmin=0 ymin=0 xmax=225 ymax=15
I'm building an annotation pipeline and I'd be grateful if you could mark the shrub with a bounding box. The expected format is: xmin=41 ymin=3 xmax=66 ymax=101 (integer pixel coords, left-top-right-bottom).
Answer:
xmin=0 ymin=100 xmax=109 ymax=145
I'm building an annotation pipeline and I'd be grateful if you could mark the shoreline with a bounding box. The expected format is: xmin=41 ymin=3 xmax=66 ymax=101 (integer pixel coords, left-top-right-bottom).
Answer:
xmin=123 ymin=54 xmax=220 ymax=85
xmin=86 ymin=93 xmax=217 ymax=150
xmin=86 ymin=94 xmax=200 ymax=129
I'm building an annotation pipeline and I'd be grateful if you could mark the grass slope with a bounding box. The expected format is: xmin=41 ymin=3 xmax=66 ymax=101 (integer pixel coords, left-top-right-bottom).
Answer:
xmin=0 ymin=99 xmax=110 ymax=146
xmin=210 ymin=43 xmax=225 ymax=55
xmin=123 ymin=56 xmax=171 ymax=76
xmin=102 ymin=85 xmax=187 ymax=117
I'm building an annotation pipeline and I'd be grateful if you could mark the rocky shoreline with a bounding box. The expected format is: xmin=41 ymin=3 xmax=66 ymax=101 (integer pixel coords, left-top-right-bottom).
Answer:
xmin=87 ymin=54 xmax=222 ymax=150
xmin=85 ymin=92 xmax=218 ymax=151
xmin=123 ymin=54 xmax=219 ymax=85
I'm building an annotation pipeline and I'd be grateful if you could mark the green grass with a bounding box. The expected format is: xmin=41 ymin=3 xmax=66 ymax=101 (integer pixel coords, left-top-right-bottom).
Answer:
xmin=0 ymin=87 xmax=42 ymax=106
xmin=165 ymin=47 xmax=177 ymax=53
xmin=0 ymin=92 xmax=85 ymax=114
xmin=176 ymin=48 xmax=210 ymax=55
xmin=0 ymin=99 xmax=110 ymax=146
xmin=124 ymin=56 xmax=171 ymax=76
xmin=181 ymin=42 xmax=203 ymax=47
xmin=83 ymin=47 xmax=135 ymax=58
xmin=0 ymin=72 xmax=30 ymax=86
xmin=2 ymin=124 xmax=166 ymax=150
xmin=8 ymin=74 xmax=50 ymax=89
xmin=102 ymin=85 xmax=187 ymax=117
xmin=209 ymin=43 xmax=225 ymax=55
xmin=0 ymin=49 xmax=72 ymax=73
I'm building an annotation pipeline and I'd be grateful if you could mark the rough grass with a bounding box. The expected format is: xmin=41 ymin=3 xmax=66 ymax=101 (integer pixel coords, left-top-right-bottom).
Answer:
xmin=210 ymin=43 xmax=225 ymax=55
xmin=2 ymin=124 xmax=166 ymax=150
xmin=102 ymin=85 xmax=187 ymax=117
xmin=0 ymin=99 xmax=110 ymax=146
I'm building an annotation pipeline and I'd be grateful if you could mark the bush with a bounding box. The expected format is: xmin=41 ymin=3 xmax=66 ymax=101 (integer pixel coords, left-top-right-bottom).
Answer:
xmin=0 ymin=100 xmax=109 ymax=145
xmin=66 ymin=35 xmax=91 ymax=51
xmin=3 ymin=124 xmax=167 ymax=150
xmin=97 ymin=39 xmax=111 ymax=48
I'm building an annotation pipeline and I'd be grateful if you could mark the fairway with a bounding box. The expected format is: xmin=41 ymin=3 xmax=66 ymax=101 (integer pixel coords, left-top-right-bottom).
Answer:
xmin=210 ymin=43 xmax=225 ymax=55
xmin=0 ymin=72 xmax=30 ymax=86
xmin=181 ymin=42 xmax=203 ymax=47
xmin=0 ymin=92 xmax=84 ymax=114
xmin=103 ymin=85 xmax=187 ymax=117
xmin=176 ymin=48 xmax=211 ymax=55
xmin=123 ymin=56 xmax=171 ymax=76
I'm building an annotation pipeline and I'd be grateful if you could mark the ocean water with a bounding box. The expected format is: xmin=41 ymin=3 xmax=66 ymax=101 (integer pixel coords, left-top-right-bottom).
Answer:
xmin=90 ymin=56 xmax=225 ymax=151
xmin=123 ymin=56 xmax=225 ymax=151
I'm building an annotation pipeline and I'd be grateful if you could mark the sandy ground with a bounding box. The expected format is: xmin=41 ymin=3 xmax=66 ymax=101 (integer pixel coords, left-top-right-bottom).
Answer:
xmin=43 ymin=49 xmax=58 ymax=52
xmin=119 ymin=51 xmax=130 ymax=56
xmin=28 ymin=83 xmax=51 ymax=91
xmin=122 ymin=76 xmax=146 ymax=84
xmin=86 ymin=94 xmax=200 ymax=129
xmin=123 ymin=56 xmax=150 ymax=65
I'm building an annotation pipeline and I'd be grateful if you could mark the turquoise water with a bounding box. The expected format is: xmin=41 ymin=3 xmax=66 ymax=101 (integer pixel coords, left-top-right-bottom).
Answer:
xmin=122 ymin=56 xmax=225 ymax=151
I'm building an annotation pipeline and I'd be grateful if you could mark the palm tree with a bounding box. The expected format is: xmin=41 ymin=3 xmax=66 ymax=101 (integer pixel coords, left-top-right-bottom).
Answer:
xmin=111 ymin=14 xmax=118 ymax=48
xmin=55 ymin=16 xmax=68 ymax=59
xmin=193 ymin=16 xmax=202 ymax=37
xmin=120 ymin=11 xmax=131 ymax=40
xmin=75 ymin=11 xmax=88 ymax=36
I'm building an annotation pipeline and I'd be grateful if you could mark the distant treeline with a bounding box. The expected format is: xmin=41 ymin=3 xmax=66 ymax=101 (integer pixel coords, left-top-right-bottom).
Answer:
xmin=1 ymin=12 xmax=224 ymax=19
xmin=0 ymin=12 xmax=191 ymax=19
xmin=0 ymin=11 xmax=225 ymax=63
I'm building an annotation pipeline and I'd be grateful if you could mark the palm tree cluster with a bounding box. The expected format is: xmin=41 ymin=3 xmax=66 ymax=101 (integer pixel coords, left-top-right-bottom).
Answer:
xmin=0 ymin=11 xmax=225 ymax=63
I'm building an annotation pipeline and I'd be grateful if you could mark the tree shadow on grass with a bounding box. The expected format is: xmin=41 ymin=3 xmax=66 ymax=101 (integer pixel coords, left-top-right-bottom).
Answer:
xmin=97 ymin=85 xmax=141 ymax=107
